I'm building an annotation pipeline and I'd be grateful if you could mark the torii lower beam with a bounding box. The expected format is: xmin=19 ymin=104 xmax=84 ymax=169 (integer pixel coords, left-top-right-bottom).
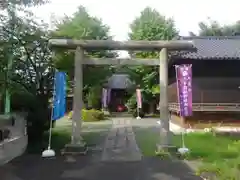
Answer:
xmin=49 ymin=39 xmax=196 ymax=154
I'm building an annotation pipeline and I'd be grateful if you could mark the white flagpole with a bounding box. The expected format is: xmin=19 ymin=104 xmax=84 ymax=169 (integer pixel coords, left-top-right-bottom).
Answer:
xmin=136 ymin=106 xmax=141 ymax=120
xmin=42 ymin=70 xmax=56 ymax=158
xmin=42 ymin=16 xmax=57 ymax=158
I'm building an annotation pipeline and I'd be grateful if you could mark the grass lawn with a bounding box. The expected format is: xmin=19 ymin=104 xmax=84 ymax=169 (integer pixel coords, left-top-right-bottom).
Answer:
xmin=27 ymin=128 xmax=102 ymax=154
xmin=171 ymin=114 xmax=240 ymax=129
xmin=27 ymin=119 xmax=111 ymax=154
xmin=134 ymin=127 xmax=240 ymax=179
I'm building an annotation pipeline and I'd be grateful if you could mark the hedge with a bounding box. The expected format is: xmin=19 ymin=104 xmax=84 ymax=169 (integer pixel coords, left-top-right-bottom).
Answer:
xmin=68 ymin=109 xmax=105 ymax=122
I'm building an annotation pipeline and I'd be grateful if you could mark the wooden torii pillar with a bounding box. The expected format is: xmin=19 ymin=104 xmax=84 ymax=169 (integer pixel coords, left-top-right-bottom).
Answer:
xmin=49 ymin=39 xmax=196 ymax=153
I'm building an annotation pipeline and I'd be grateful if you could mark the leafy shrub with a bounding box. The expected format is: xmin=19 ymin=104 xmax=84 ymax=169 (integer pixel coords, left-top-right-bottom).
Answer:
xmin=11 ymin=92 xmax=51 ymax=143
xmin=132 ymin=109 xmax=145 ymax=118
xmin=86 ymin=86 xmax=101 ymax=109
xmin=82 ymin=109 xmax=105 ymax=122
xmin=68 ymin=111 xmax=73 ymax=119
xmin=68 ymin=109 xmax=105 ymax=122
xmin=126 ymin=93 xmax=137 ymax=114
xmin=126 ymin=93 xmax=145 ymax=118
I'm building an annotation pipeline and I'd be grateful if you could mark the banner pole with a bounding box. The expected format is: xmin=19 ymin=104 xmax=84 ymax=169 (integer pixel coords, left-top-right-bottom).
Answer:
xmin=181 ymin=116 xmax=186 ymax=148
xmin=42 ymin=70 xmax=57 ymax=158
xmin=48 ymin=70 xmax=57 ymax=149
xmin=137 ymin=107 xmax=140 ymax=117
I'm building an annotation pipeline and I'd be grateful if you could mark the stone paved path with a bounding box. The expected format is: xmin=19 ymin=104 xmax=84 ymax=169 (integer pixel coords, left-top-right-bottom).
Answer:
xmin=101 ymin=118 xmax=142 ymax=161
xmin=0 ymin=117 xmax=202 ymax=180
xmin=60 ymin=117 xmax=147 ymax=180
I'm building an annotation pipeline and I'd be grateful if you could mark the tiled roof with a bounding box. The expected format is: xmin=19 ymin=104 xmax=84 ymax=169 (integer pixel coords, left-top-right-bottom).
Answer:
xmin=175 ymin=36 xmax=240 ymax=60
xmin=107 ymin=74 xmax=133 ymax=89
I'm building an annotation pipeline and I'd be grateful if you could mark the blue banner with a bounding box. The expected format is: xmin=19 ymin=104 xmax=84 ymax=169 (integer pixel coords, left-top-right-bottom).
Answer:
xmin=52 ymin=71 xmax=66 ymax=120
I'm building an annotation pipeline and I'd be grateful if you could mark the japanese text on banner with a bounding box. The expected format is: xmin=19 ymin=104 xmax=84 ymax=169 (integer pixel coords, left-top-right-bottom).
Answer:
xmin=175 ymin=65 xmax=192 ymax=117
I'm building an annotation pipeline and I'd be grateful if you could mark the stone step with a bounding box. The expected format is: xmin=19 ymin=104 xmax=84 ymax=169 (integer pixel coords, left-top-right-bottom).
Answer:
xmin=110 ymin=112 xmax=132 ymax=117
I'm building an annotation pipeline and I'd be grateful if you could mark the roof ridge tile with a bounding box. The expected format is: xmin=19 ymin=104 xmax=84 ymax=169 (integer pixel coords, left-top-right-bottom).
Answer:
xmin=180 ymin=36 xmax=240 ymax=40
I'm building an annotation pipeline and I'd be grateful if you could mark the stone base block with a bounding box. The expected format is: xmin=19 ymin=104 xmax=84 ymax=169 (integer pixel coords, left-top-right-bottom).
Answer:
xmin=61 ymin=143 xmax=88 ymax=155
xmin=156 ymin=144 xmax=178 ymax=153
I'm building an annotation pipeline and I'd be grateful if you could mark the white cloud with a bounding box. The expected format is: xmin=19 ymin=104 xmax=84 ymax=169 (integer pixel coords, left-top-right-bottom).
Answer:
xmin=30 ymin=0 xmax=240 ymax=40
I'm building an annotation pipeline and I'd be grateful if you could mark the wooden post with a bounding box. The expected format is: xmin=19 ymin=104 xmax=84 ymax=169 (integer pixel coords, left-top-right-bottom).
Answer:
xmin=71 ymin=46 xmax=84 ymax=145
xmin=159 ymin=48 xmax=170 ymax=147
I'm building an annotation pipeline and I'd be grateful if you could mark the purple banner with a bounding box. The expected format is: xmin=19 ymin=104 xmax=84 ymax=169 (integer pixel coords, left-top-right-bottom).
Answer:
xmin=102 ymin=88 xmax=108 ymax=108
xmin=107 ymin=89 xmax=111 ymax=104
xmin=175 ymin=65 xmax=192 ymax=117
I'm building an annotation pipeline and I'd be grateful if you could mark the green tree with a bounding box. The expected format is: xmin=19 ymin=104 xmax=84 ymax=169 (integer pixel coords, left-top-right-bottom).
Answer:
xmin=0 ymin=6 xmax=55 ymax=142
xmin=190 ymin=18 xmax=240 ymax=36
xmin=127 ymin=7 xmax=178 ymax=113
xmin=52 ymin=6 xmax=116 ymax=107
xmin=0 ymin=0 xmax=48 ymax=9
xmin=0 ymin=0 xmax=50 ymax=114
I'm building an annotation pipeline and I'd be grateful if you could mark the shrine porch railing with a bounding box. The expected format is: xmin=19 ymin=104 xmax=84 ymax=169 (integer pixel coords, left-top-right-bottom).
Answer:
xmin=169 ymin=103 xmax=240 ymax=112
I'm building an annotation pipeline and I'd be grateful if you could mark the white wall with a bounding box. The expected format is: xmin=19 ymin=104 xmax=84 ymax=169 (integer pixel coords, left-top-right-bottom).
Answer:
xmin=0 ymin=113 xmax=28 ymax=165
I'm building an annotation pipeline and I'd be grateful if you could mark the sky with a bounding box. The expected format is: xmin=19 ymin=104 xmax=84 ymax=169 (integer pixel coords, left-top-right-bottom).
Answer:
xmin=30 ymin=0 xmax=240 ymax=41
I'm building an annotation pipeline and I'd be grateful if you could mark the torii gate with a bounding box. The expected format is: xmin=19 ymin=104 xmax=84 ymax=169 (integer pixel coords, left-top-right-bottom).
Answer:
xmin=49 ymin=39 xmax=195 ymax=153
